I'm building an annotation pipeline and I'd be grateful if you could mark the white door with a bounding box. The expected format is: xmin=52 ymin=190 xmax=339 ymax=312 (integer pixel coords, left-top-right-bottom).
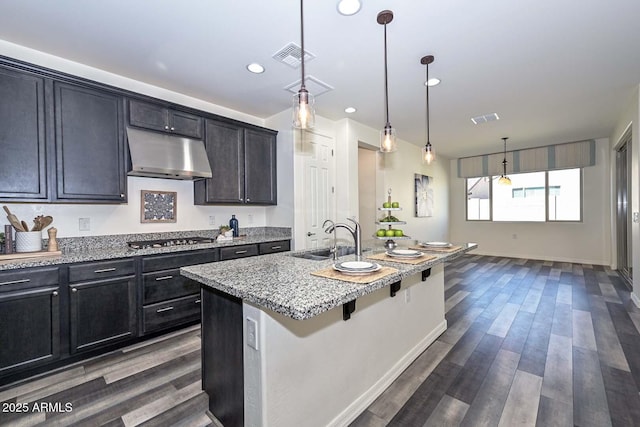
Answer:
xmin=302 ymin=130 xmax=335 ymax=249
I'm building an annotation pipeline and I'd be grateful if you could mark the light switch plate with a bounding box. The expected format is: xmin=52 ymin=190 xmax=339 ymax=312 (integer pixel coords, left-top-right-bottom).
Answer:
xmin=79 ymin=217 xmax=90 ymax=231
xmin=634 ymin=212 xmax=639 ymax=223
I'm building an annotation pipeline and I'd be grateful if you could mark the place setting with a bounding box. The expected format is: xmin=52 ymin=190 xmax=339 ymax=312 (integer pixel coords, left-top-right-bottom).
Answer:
xmin=311 ymin=259 xmax=398 ymax=283
xmin=410 ymin=241 xmax=462 ymax=253
xmin=367 ymin=248 xmax=437 ymax=265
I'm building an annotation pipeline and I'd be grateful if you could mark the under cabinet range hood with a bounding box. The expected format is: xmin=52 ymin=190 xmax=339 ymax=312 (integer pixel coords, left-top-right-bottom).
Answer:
xmin=126 ymin=127 xmax=212 ymax=180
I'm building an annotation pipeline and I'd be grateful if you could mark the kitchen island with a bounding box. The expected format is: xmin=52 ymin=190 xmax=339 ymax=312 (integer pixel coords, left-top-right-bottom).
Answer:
xmin=181 ymin=242 xmax=476 ymax=427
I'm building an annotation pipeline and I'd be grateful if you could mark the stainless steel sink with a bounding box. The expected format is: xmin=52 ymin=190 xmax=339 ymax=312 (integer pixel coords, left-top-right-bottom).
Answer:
xmin=291 ymin=246 xmax=357 ymax=261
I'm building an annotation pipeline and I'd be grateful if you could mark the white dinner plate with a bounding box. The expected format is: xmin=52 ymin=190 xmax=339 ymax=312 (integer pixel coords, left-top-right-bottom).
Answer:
xmin=420 ymin=241 xmax=452 ymax=248
xmin=386 ymin=249 xmax=423 ymax=258
xmin=338 ymin=261 xmax=376 ymax=270
xmin=333 ymin=263 xmax=382 ymax=275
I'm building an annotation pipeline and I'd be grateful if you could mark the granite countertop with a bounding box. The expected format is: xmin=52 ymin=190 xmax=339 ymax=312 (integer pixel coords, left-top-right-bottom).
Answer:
xmin=0 ymin=228 xmax=291 ymax=271
xmin=181 ymin=242 xmax=477 ymax=321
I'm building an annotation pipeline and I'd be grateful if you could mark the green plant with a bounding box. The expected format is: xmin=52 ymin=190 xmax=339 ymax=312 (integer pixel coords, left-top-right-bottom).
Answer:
xmin=219 ymin=225 xmax=231 ymax=232
xmin=0 ymin=232 xmax=4 ymax=244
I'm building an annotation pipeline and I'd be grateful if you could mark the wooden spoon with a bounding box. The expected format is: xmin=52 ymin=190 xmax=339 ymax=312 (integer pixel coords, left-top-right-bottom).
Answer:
xmin=2 ymin=205 xmax=25 ymax=232
xmin=33 ymin=215 xmax=43 ymax=231
xmin=38 ymin=216 xmax=53 ymax=230
xmin=21 ymin=220 xmax=30 ymax=232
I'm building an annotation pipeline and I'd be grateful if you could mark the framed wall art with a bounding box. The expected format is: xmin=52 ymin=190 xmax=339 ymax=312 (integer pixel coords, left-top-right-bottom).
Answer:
xmin=414 ymin=174 xmax=434 ymax=217
xmin=140 ymin=190 xmax=177 ymax=223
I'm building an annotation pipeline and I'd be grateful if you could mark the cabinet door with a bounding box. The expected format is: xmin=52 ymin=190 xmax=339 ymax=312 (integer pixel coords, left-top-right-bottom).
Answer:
xmin=54 ymin=83 xmax=127 ymax=202
xmin=0 ymin=286 xmax=60 ymax=374
xmin=194 ymin=119 xmax=244 ymax=204
xmin=169 ymin=110 xmax=203 ymax=139
xmin=69 ymin=275 xmax=136 ymax=353
xmin=244 ymin=129 xmax=277 ymax=205
xmin=0 ymin=66 xmax=48 ymax=201
xmin=128 ymin=99 xmax=168 ymax=133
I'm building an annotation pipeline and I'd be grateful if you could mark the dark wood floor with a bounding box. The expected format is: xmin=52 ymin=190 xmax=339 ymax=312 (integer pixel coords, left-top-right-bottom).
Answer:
xmin=2 ymin=254 xmax=640 ymax=426
xmin=351 ymin=254 xmax=640 ymax=427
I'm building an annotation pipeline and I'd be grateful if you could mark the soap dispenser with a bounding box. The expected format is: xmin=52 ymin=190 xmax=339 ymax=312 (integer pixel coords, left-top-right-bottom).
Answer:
xmin=229 ymin=214 xmax=239 ymax=237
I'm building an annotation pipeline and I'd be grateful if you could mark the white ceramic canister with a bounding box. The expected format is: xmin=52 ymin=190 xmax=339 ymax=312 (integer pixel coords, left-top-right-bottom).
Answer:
xmin=15 ymin=231 xmax=43 ymax=252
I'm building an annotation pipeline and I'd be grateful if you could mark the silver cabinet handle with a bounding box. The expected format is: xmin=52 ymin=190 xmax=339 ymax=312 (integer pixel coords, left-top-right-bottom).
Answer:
xmin=170 ymin=126 xmax=175 ymax=131
xmin=94 ymin=268 xmax=116 ymax=273
xmin=246 ymin=198 xmax=250 ymax=202
xmin=156 ymin=306 xmax=174 ymax=313
xmin=195 ymin=299 xmax=201 ymax=304
xmin=52 ymin=291 xmax=58 ymax=297
xmin=307 ymin=232 xmax=315 ymax=236
xmin=271 ymin=246 xmax=282 ymax=250
xmin=155 ymin=275 xmax=173 ymax=281
xmin=120 ymin=193 xmax=125 ymax=198
xmin=71 ymin=288 xmax=77 ymax=293
xmin=164 ymin=125 xmax=169 ymax=130
xmin=239 ymin=198 xmax=244 ymax=201
xmin=235 ymin=250 xmax=248 ymax=254
xmin=0 ymin=278 xmax=30 ymax=286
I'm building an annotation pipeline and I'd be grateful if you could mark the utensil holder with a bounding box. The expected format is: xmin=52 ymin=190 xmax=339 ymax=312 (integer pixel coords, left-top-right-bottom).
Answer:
xmin=15 ymin=231 xmax=42 ymax=253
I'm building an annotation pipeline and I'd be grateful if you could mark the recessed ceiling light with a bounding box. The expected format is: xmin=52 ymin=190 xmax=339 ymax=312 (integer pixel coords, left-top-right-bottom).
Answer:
xmin=247 ymin=63 xmax=265 ymax=74
xmin=425 ymin=77 xmax=441 ymax=87
xmin=344 ymin=107 xmax=357 ymax=113
xmin=337 ymin=0 xmax=361 ymax=16
xmin=471 ymin=112 xmax=500 ymax=124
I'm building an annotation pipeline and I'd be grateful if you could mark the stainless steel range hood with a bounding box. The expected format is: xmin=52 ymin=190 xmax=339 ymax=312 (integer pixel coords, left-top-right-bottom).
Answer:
xmin=126 ymin=127 xmax=212 ymax=180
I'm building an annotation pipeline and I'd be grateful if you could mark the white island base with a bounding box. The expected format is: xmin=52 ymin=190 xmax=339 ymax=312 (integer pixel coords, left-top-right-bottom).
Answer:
xmin=201 ymin=264 xmax=446 ymax=427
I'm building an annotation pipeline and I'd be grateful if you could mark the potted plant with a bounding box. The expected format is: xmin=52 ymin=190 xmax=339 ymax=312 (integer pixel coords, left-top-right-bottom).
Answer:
xmin=219 ymin=225 xmax=233 ymax=238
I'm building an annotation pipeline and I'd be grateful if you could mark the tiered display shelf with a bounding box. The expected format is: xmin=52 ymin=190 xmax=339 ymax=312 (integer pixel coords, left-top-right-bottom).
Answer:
xmin=374 ymin=189 xmax=410 ymax=250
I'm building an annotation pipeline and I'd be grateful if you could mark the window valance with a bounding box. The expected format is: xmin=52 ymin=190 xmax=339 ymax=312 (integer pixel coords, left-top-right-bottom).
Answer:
xmin=457 ymin=139 xmax=595 ymax=178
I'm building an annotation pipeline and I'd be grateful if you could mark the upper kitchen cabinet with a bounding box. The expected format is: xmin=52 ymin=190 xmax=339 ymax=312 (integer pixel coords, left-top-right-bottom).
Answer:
xmin=194 ymin=119 xmax=277 ymax=205
xmin=53 ymin=82 xmax=127 ymax=203
xmin=128 ymin=99 xmax=203 ymax=139
xmin=0 ymin=66 xmax=48 ymax=201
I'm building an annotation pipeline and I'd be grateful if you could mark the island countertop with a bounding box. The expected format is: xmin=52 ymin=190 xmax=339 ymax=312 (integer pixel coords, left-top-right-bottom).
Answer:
xmin=181 ymin=242 xmax=477 ymax=320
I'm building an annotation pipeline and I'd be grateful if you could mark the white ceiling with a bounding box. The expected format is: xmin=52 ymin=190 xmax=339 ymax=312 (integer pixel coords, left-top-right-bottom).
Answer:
xmin=1 ymin=0 xmax=639 ymax=158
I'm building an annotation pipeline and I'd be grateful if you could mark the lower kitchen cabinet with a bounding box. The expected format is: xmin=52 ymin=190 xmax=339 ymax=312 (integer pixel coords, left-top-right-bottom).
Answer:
xmin=0 ymin=267 xmax=60 ymax=376
xmin=143 ymin=294 xmax=201 ymax=334
xmin=69 ymin=260 xmax=136 ymax=354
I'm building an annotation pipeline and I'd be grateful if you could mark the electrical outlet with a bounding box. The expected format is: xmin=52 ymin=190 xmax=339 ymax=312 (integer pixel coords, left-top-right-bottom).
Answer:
xmin=209 ymin=215 xmax=216 ymax=226
xmin=634 ymin=212 xmax=639 ymax=223
xmin=405 ymin=288 xmax=411 ymax=304
xmin=246 ymin=317 xmax=259 ymax=350
xmin=248 ymin=214 xmax=253 ymax=224
xmin=512 ymin=233 xmax=517 ymax=239
xmin=79 ymin=217 xmax=90 ymax=231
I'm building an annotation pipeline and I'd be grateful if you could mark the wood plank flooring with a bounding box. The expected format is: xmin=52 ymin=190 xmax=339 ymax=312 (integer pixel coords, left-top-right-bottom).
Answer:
xmin=2 ymin=254 xmax=640 ymax=426
xmin=351 ymin=255 xmax=640 ymax=427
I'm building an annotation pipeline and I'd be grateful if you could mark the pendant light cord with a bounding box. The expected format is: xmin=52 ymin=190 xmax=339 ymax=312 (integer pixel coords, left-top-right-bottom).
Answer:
xmin=425 ymin=62 xmax=430 ymax=144
xmin=383 ymin=22 xmax=390 ymax=127
xmin=300 ymin=0 xmax=306 ymax=90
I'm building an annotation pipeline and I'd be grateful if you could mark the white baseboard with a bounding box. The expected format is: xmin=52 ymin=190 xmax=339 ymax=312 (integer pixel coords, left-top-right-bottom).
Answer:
xmin=328 ymin=319 xmax=448 ymax=427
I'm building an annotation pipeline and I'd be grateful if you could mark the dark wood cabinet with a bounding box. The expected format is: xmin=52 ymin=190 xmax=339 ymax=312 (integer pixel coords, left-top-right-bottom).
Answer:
xmin=195 ymin=119 xmax=277 ymax=205
xmin=140 ymin=250 xmax=217 ymax=335
xmin=0 ymin=66 xmax=49 ymax=201
xmin=0 ymin=267 xmax=60 ymax=376
xmin=68 ymin=260 xmax=136 ymax=354
xmin=128 ymin=99 xmax=203 ymax=139
xmin=54 ymin=82 xmax=127 ymax=203
xmin=258 ymin=240 xmax=291 ymax=255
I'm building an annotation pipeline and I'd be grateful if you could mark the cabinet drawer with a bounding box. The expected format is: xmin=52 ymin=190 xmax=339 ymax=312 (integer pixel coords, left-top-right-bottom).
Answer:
xmin=0 ymin=267 xmax=59 ymax=292
xmin=142 ymin=249 xmax=217 ymax=273
xmin=258 ymin=240 xmax=290 ymax=255
xmin=68 ymin=259 xmax=135 ymax=283
xmin=143 ymin=294 xmax=201 ymax=334
xmin=143 ymin=269 xmax=200 ymax=304
xmin=219 ymin=244 xmax=259 ymax=261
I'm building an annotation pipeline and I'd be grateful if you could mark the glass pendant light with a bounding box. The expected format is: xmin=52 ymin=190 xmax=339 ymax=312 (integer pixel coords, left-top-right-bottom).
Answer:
xmin=377 ymin=10 xmax=396 ymax=153
xmin=292 ymin=0 xmax=315 ymax=129
xmin=421 ymin=55 xmax=435 ymax=164
xmin=498 ymin=137 xmax=512 ymax=185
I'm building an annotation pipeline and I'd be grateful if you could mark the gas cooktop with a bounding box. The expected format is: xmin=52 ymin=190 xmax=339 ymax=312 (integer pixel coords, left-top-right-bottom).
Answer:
xmin=127 ymin=237 xmax=214 ymax=250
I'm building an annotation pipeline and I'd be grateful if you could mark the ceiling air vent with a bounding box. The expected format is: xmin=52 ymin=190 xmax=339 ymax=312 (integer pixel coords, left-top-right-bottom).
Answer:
xmin=272 ymin=42 xmax=315 ymax=68
xmin=285 ymin=75 xmax=334 ymax=97
xmin=471 ymin=112 xmax=500 ymax=125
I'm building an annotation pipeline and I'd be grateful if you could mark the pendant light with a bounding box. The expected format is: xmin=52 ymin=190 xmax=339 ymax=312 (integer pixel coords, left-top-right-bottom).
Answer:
xmin=421 ymin=55 xmax=435 ymax=164
xmin=292 ymin=0 xmax=315 ymax=129
xmin=377 ymin=10 xmax=396 ymax=153
xmin=498 ymin=137 xmax=512 ymax=185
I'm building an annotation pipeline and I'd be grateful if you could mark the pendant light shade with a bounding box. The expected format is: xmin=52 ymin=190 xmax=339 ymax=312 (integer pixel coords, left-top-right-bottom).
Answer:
xmin=421 ymin=55 xmax=435 ymax=164
xmin=378 ymin=10 xmax=396 ymax=153
xmin=292 ymin=0 xmax=315 ymax=129
xmin=498 ymin=137 xmax=512 ymax=185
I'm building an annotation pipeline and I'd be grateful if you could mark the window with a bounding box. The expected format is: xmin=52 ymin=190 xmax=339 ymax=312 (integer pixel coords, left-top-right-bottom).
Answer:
xmin=465 ymin=168 xmax=582 ymax=222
